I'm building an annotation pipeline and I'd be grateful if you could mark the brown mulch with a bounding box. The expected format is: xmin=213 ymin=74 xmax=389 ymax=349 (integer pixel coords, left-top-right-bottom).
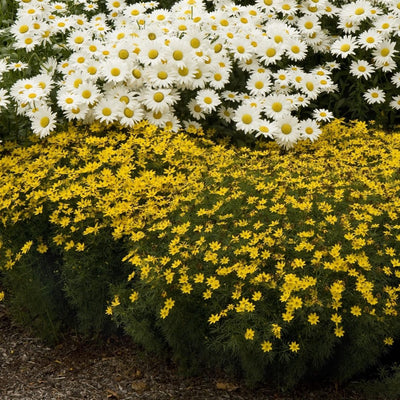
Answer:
xmin=0 ymin=304 xmax=370 ymax=400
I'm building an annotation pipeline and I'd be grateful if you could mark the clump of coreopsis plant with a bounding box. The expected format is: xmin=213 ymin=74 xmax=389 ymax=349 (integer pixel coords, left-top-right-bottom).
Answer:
xmin=1 ymin=119 xmax=400 ymax=386
xmin=0 ymin=0 xmax=400 ymax=145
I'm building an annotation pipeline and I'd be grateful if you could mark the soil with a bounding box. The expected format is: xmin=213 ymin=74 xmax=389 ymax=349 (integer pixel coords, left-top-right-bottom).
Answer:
xmin=0 ymin=304 xmax=370 ymax=400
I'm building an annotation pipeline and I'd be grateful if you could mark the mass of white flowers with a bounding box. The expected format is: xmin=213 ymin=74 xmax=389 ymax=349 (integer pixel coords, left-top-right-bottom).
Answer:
xmin=0 ymin=0 xmax=399 ymax=147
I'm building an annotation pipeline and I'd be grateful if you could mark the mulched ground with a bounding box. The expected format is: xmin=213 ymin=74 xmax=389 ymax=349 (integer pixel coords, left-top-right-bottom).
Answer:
xmin=0 ymin=304 xmax=371 ymax=400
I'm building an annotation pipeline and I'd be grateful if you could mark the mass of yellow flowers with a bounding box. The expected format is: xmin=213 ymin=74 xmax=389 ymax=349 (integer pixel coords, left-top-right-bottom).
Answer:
xmin=1 ymin=118 xmax=400 ymax=384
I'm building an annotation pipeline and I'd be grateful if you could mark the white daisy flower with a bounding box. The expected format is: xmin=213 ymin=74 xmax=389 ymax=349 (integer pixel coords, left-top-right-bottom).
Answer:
xmin=102 ymin=60 xmax=129 ymax=83
xmin=391 ymin=72 xmax=400 ymax=88
xmin=330 ymin=35 xmax=358 ymax=58
xmin=273 ymin=115 xmax=301 ymax=147
xmin=164 ymin=114 xmax=182 ymax=132
xmin=145 ymin=63 xmax=178 ymax=88
xmin=312 ymin=108 xmax=334 ymax=122
xmin=374 ymin=58 xmax=397 ymax=72
xmin=196 ymin=89 xmax=221 ymax=113
xmin=349 ymin=60 xmax=375 ymax=79
xmin=246 ymin=71 xmax=272 ymax=96
xmin=221 ymin=91 xmax=242 ymax=103
xmin=363 ymin=87 xmax=385 ymax=104
xmin=263 ymin=93 xmax=292 ymax=119
xmin=233 ymin=103 xmax=261 ymax=134
xmin=340 ymin=0 xmax=372 ymax=23
xmin=217 ymin=105 xmax=235 ymax=123
xmin=208 ymin=68 xmax=231 ymax=90
xmin=229 ymin=36 xmax=254 ymax=62
xmin=30 ymin=106 xmax=57 ymax=138
xmin=374 ymin=15 xmax=398 ymax=35
xmin=183 ymin=120 xmax=202 ymax=132
xmin=357 ymin=29 xmax=382 ymax=50
xmin=57 ymin=88 xmax=80 ymax=111
xmin=75 ymin=82 xmax=101 ymax=106
xmin=94 ymin=97 xmax=122 ymax=124
xmin=300 ymin=75 xmax=321 ymax=99
xmin=0 ymin=89 xmax=10 ymax=109
xmin=173 ymin=57 xmax=198 ymax=90
xmin=297 ymin=14 xmax=321 ymax=35
xmin=275 ymin=0 xmax=298 ymax=16
xmin=120 ymin=99 xmax=144 ymax=127
xmin=258 ymin=39 xmax=284 ymax=65
xmin=146 ymin=109 xmax=173 ymax=127
xmin=9 ymin=61 xmax=29 ymax=71
xmin=285 ymin=38 xmax=308 ymax=61
xmin=254 ymin=119 xmax=277 ymax=139
xmin=372 ymin=40 xmax=397 ymax=65
xmin=187 ymin=99 xmax=206 ymax=120
xmin=141 ymin=87 xmax=180 ymax=113
xmin=299 ymin=118 xmax=321 ymax=142
xmin=389 ymin=95 xmax=400 ymax=110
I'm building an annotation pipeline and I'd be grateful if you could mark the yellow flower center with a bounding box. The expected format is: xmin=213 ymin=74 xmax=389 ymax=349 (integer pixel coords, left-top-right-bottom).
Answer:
xmin=87 ymin=66 xmax=97 ymax=75
xmin=237 ymin=45 xmax=245 ymax=53
xmin=82 ymin=90 xmax=91 ymax=99
xmin=148 ymin=49 xmax=159 ymax=59
xmin=120 ymin=96 xmax=129 ymax=104
xmin=266 ymin=48 xmax=276 ymax=57
xmin=74 ymin=79 xmax=83 ymax=89
xmin=381 ymin=48 xmax=390 ymax=57
xmin=274 ymin=35 xmax=283 ymax=43
xmin=157 ymin=71 xmax=168 ymax=80
xmin=40 ymin=117 xmax=50 ymax=127
xmin=132 ymin=69 xmax=142 ymax=79
xmin=291 ymin=45 xmax=300 ymax=53
xmin=74 ymin=36 xmax=84 ymax=44
xmin=119 ymin=49 xmax=129 ymax=59
xmin=255 ymin=81 xmax=264 ymax=89
xmin=214 ymin=73 xmax=222 ymax=81
xmin=366 ymin=36 xmax=375 ymax=43
xmin=214 ymin=43 xmax=223 ymax=53
xmin=242 ymin=114 xmax=253 ymax=124
xmin=306 ymin=82 xmax=314 ymax=91
xmin=281 ymin=123 xmax=292 ymax=134
xmin=153 ymin=92 xmax=164 ymax=102
xmin=190 ymin=38 xmax=201 ymax=48
xmin=305 ymin=127 xmax=314 ymax=135
xmin=102 ymin=107 xmax=112 ymax=116
xmin=173 ymin=50 xmax=184 ymax=60
xmin=272 ymin=102 xmax=282 ymax=112
xmin=340 ymin=44 xmax=351 ymax=52
xmin=304 ymin=21 xmax=313 ymax=29
xmin=124 ymin=108 xmax=134 ymax=118
xmin=355 ymin=7 xmax=364 ymax=15
xmin=178 ymin=66 xmax=189 ymax=76
xmin=204 ymin=97 xmax=212 ymax=104
xmin=19 ymin=25 xmax=29 ymax=33
xmin=111 ymin=68 xmax=120 ymax=76
xmin=371 ymin=92 xmax=379 ymax=98
xmin=66 ymin=97 xmax=73 ymax=104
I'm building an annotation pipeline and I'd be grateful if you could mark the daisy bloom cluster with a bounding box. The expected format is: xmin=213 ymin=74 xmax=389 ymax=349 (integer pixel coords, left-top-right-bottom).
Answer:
xmin=0 ymin=0 xmax=400 ymax=145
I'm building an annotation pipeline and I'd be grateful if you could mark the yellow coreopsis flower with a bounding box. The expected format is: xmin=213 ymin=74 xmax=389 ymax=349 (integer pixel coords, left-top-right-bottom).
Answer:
xmin=261 ymin=341 xmax=272 ymax=352
xmin=289 ymin=341 xmax=300 ymax=353
xmin=244 ymin=328 xmax=255 ymax=340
